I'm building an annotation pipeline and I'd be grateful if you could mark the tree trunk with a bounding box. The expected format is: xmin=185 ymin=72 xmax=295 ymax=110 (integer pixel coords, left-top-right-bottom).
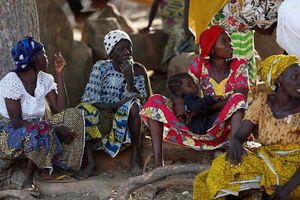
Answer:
xmin=0 ymin=0 xmax=39 ymax=79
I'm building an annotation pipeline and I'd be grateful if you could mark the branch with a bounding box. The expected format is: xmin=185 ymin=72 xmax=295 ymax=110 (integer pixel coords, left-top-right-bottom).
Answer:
xmin=0 ymin=190 xmax=36 ymax=200
xmin=116 ymin=164 xmax=209 ymax=200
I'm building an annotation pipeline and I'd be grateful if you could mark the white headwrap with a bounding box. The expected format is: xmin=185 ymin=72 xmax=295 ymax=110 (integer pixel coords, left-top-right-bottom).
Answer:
xmin=276 ymin=0 xmax=300 ymax=59
xmin=103 ymin=30 xmax=132 ymax=56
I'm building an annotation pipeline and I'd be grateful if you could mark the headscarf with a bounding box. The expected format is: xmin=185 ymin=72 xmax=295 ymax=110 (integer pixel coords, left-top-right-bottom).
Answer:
xmin=103 ymin=30 xmax=132 ymax=56
xmin=258 ymin=55 xmax=300 ymax=91
xmin=276 ymin=0 xmax=300 ymax=59
xmin=11 ymin=36 xmax=44 ymax=72
xmin=199 ymin=25 xmax=225 ymax=61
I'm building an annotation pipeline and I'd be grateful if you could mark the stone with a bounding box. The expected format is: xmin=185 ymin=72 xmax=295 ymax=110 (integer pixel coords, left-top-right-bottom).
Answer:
xmin=37 ymin=0 xmax=94 ymax=106
xmin=82 ymin=17 xmax=121 ymax=62
xmin=130 ymin=30 xmax=169 ymax=72
xmin=167 ymin=52 xmax=197 ymax=78
xmin=254 ymin=31 xmax=283 ymax=61
xmin=64 ymin=41 xmax=93 ymax=106
xmin=96 ymin=3 xmax=136 ymax=33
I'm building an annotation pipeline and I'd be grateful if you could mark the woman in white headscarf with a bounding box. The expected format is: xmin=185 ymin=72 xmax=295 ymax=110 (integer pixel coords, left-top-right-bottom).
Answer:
xmin=276 ymin=0 xmax=300 ymax=59
xmin=76 ymin=30 xmax=152 ymax=178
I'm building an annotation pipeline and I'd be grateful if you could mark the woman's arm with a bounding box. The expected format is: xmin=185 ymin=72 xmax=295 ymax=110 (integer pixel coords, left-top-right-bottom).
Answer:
xmin=46 ymin=53 xmax=68 ymax=113
xmin=5 ymin=99 xmax=31 ymax=129
xmin=140 ymin=0 xmax=160 ymax=32
xmin=93 ymin=94 xmax=140 ymax=110
xmin=225 ymin=120 xmax=256 ymax=166
xmin=267 ymin=168 xmax=300 ymax=200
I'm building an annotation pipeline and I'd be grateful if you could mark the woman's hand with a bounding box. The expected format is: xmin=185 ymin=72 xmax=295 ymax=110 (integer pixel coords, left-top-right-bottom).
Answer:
xmin=267 ymin=185 xmax=290 ymax=200
xmin=120 ymin=59 xmax=134 ymax=78
xmin=55 ymin=126 xmax=75 ymax=144
xmin=225 ymin=138 xmax=247 ymax=167
xmin=213 ymin=95 xmax=225 ymax=102
xmin=54 ymin=52 xmax=66 ymax=74
xmin=139 ymin=26 xmax=151 ymax=33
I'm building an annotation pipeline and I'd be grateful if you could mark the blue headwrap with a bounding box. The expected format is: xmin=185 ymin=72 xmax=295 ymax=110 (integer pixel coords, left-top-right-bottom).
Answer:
xmin=11 ymin=36 xmax=44 ymax=72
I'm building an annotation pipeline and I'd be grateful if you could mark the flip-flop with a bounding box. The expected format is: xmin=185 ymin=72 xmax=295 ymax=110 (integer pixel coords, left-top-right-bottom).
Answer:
xmin=45 ymin=175 xmax=77 ymax=183
xmin=103 ymin=190 xmax=118 ymax=200
xmin=21 ymin=184 xmax=40 ymax=197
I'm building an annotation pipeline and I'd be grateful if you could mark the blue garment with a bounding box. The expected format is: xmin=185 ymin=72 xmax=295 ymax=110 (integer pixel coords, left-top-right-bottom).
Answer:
xmin=81 ymin=60 xmax=147 ymax=104
xmin=11 ymin=36 xmax=44 ymax=72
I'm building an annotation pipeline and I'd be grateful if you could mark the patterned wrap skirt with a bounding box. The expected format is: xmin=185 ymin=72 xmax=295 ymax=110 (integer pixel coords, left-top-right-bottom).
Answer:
xmin=77 ymin=98 xmax=140 ymax=158
xmin=0 ymin=108 xmax=85 ymax=175
xmin=140 ymin=93 xmax=247 ymax=150
xmin=193 ymin=144 xmax=300 ymax=200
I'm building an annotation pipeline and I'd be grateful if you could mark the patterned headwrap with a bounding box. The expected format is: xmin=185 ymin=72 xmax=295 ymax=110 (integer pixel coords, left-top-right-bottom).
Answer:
xmin=103 ymin=30 xmax=132 ymax=56
xmin=11 ymin=36 xmax=44 ymax=72
xmin=199 ymin=25 xmax=225 ymax=61
xmin=258 ymin=55 xmax=300 ymax=91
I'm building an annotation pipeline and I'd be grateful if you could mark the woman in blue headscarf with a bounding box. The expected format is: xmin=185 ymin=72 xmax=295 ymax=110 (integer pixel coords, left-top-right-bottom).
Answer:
xmin=0 ymin=37 xmax=85 ymax=196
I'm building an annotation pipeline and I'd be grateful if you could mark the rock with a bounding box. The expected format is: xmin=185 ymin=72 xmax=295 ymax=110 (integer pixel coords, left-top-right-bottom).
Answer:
xmin=82 ymin=17 xmax=121 ymax=62
xmin=36 ymin=0 xmax=73 ymax=68
xmin=9 ymin=169 xmax=25 ymax=189
xmin=64 ymin=41 xmax=93 ymax=106
xmin=130 ymin=30 xmax=169 ymax=71
xmin=254 ymin=30 xmax=283 ymax=61
xmin=96 ymin=3 xmax=136 ymax=33
xmin=167 ymin=52 xmax=197 ymax=78
xmin=37 ymin=0 xmax=94 ymax=106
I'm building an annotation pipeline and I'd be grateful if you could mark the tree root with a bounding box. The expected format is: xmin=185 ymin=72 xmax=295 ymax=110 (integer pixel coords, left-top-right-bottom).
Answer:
xmin=0 ymin=190 xmax=36 ymax=200
xmin=116 ymin=164 xmax=209 ymax=200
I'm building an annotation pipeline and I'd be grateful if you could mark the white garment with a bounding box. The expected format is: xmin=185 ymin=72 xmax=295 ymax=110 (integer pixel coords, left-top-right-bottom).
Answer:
xmin=276 ymin=0 xmax=300 ymax=59
xmin=0 ymin=71 xmax=57 ymax=120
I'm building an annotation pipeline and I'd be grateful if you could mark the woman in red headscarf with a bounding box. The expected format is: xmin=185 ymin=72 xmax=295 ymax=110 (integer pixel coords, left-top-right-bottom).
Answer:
xmin=140 ymin=25 xmax=249 ymax=168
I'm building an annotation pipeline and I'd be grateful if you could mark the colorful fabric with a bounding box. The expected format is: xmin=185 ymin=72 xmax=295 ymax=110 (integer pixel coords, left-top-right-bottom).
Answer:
xmin=0 ymin=108 xmax=85 ymax=175
xmin=140 ymin=58 xmax=249 ymax=150
xmin=241 ymin=0 xmax=283 ymax=29
xmin=77 ymin=99 xmax=139 ymax=157
xmin=209 ymin=2 xmax=256 ymax=95
xmin=258 ymin=55 xmax=300 ymax=91
xmin=245 ymin=92 xmax=300 ymax=146
xmin=81 ymin=60 xmax=148 ymax=104
xmin=188 ymin=0 xmax=229 ymax=44
xmin=276 ymin=0 xmax=300 ymax=59
xmin=199 ymin=25 xmax=225 ymax=61
xmin=189 ymin=57 xmax=249 ymax=135
xmin=103 ymin=30 xmax=132 ymax=56
xmin=193 ymin=144 xmax=300 ymax=200
xmin=210 ymin=78 xmax=228 ymax=96
xmin=11 ymin=36 xmax=44 ymax=72
xmin=159 ymin=0 xmax=196 ymax=69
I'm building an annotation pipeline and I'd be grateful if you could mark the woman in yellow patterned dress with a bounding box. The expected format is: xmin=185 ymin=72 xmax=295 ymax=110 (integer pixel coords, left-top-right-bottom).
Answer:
xmin=193 ymin=55 xmax=300 ymax=200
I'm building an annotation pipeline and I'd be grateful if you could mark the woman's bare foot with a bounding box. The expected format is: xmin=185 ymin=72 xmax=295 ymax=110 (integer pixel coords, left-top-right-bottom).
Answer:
xmin=130 ymin=163 xmax=143 ymax=177
xmin=74 ymin=164 xmax=98 ymax=180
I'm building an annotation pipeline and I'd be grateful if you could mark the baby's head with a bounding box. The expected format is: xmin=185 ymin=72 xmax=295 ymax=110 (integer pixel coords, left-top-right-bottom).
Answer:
xmin=167 ymin=72 xmax=199 ymax=96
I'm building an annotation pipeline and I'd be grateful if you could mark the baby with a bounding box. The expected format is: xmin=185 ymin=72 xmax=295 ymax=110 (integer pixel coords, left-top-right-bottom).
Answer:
xmin=167 ymin=72 xmax=223 ymax=134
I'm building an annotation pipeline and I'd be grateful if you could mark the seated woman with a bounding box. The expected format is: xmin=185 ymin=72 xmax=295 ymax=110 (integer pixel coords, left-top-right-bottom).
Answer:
xmin=77 ymin=30 xmax=152 ymax=177
xmin=193 ymin=55 xmax=300 ymax=200
xmin=140 ymin=25 xmax=250 ymax=168
xmin=0 ymin=37 xmax=85 ymax=196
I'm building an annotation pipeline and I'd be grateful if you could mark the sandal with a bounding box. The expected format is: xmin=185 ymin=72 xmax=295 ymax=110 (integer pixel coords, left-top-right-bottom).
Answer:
xmin=103 ymin=190 xmax=118 ymax=200
xmin=45 ymin=174 xmax=77 ymax=183
xmin=21 ymin=184 xmax=40 ymax=197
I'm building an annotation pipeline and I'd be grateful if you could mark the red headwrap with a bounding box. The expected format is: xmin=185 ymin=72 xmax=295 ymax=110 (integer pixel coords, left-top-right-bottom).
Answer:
xmin=199 ymin=25 xmax=225 ymax=60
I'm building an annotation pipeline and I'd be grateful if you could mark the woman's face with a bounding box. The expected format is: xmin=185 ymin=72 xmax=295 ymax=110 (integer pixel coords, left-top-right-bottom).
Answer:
xmin=109 ymin=40 xmax=133 ymax=63
xmin=278 ymin=64 xmax=300 ymax=99
xmin=35 ymin=48 xmax=48 ymax=71
xmin=210 ymin=32 xmax=234 ymax=59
